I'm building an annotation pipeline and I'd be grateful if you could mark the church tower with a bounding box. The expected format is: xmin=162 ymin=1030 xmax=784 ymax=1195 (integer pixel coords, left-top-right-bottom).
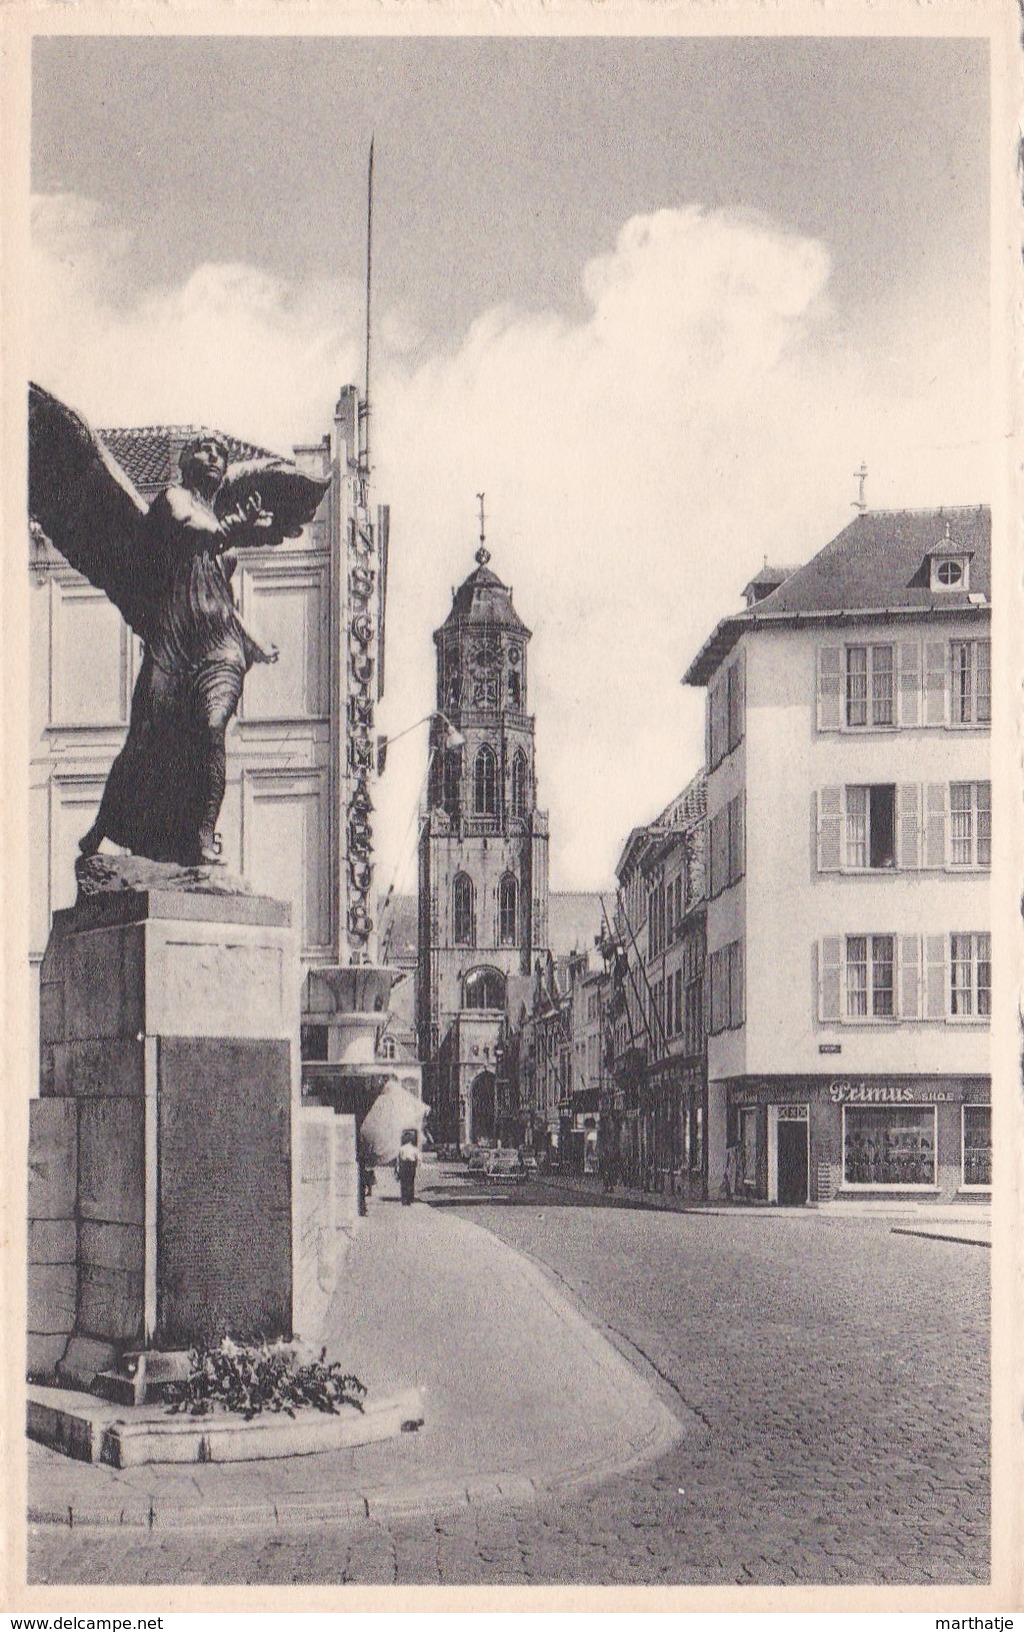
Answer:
xmin=417 ymin=537 xmax=549 ymax=1147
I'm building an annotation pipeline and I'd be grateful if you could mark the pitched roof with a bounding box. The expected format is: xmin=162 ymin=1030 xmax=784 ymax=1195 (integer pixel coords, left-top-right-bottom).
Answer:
xmin=684 ymin=506 xmax=990 ymax=686
xmin=98 ymin=424 xmax=282 ymax=497
xmin=437 ymin=557 xmax=530 ymax=637
xmin=614 ymin=768 xmax=707 ymax=884
xmin=654 ymin=768 xmax=707 ymax=828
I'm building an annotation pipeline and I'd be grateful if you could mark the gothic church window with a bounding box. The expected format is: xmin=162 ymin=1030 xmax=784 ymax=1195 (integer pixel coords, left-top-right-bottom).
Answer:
xmin=453 ymin=872 xmax=475 ymax=946
xmin=499 ymin=874 xmax=518 ymax=945
xmin=463 ymin=967 xmax=506 ymax=1011
xmin=510 ymin=750 xmax=528 ymax=819
xmin=442 ymin=750 xmax=461 ymax=816
xmin=474 ymin=744 xmax=498 ymax=816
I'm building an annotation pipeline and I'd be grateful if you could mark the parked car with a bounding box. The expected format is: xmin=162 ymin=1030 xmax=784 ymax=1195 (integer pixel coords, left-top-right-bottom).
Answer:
xmin=485 ymin=1149 xmax=526 ymax=1184
xmin=466 ymin=1148 xmax=491 ymax=1176
xmin=519 ymin=1150 xmax=540 ymax=1178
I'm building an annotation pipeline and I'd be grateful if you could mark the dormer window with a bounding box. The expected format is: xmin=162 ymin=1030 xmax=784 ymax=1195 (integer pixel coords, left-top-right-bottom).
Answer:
xmin=928 ymin=535 xmax=972 ymax=593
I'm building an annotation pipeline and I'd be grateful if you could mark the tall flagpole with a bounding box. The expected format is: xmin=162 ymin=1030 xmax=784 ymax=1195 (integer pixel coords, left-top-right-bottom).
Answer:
xmin=362 ymin=136 xmax=374 ymax=478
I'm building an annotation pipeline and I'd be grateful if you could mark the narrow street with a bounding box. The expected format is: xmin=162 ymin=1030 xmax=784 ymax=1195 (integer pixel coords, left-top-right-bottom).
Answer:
xmin=30 ymin=1162 xmax=989 ymax=1589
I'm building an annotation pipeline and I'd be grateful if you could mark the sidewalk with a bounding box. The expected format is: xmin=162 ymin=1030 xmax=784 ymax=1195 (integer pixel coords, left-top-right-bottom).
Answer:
xmin=28 ymin=1164 xmax=683 ymax=1531
xmin=536 ymin=1169 xmax=991 ymax=1244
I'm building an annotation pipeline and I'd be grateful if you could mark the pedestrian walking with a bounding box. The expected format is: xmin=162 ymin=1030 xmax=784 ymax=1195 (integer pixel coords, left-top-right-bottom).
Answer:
xmin=397 ymin=1128 xmax=419 ymax=1206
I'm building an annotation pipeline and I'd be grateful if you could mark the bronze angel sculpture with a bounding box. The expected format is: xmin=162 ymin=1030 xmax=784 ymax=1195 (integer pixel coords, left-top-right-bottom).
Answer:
xmin=29 ymin=383 xmax=329 ymax=867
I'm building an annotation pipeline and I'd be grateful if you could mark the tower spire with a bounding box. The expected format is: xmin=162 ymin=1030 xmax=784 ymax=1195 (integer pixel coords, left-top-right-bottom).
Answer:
xmin=475 ymin=492 xmax=490 ymax=567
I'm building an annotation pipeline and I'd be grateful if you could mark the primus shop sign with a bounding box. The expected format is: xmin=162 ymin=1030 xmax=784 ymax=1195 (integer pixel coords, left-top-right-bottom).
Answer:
xmin=828 ymin=1082 xmax=957 ymax=1104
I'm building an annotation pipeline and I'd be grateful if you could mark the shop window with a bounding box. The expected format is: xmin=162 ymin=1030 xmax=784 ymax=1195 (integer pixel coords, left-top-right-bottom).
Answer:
xmin=843 ymin=1106 xmax=936 ymax=1187
xmin=845 ymin=935 xmax=895 ymax=1019
xmin=845 ymin=785 xmax=896 ymax=869
xmin=690 ymin=1105 xmax=703 ymax=1171
xmin=950 ymin=782 xmax=991 ymax=868
xmin=453 ymin=872 xmax=475 ymax=946
xmin=962 ymin=1105 xmax=992 ymax=1188
xmin=950 ymin=640 xmax=991 ymax=727
xmin=950 ymin=932 xmax=991 ymax=1018
xmin=846 ymin=644 xmax=894 ymax=728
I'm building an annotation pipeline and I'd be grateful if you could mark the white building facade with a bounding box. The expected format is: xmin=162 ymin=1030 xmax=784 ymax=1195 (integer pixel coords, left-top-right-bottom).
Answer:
xmin=684 ymin=508 xmax=990 ymax=1205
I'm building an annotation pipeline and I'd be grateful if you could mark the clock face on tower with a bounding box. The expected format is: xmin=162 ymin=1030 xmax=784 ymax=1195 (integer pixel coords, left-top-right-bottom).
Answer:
xmin=470 ymin=635 xmax=501 ymax=674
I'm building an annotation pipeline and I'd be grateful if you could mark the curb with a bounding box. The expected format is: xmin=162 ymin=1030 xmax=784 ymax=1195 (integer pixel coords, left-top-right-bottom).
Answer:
xmin=28 ymin=1383 xmax=424 ymax=1470
xmin=890 ymin=1227 xmax=991 ymax=1248
xmin=29 ymin=1214 xmax=684 ymax=1534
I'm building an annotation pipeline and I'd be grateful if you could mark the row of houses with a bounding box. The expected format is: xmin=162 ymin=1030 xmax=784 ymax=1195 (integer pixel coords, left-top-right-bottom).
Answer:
xmin=497 ymin=505 xmax=991 ymax=1207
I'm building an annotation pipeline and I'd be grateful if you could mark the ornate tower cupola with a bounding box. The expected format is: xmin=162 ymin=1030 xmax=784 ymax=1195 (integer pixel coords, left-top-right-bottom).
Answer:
xmin=417 ymin=508 xmax=550 ymax=1147
xmin=430 ymin=532 xmax=533 ymax=829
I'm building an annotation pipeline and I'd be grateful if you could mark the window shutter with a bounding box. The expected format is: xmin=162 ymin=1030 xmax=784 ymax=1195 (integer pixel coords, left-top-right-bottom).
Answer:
xmin=818 ymin=937 xmax=842 ymax=1022
xmin=816 ymin=787 xmax=843 ymax=871
xmin=924 ymin=641 xmax=948 ymax=726
xmin=897 ymin=784 xmax=921 ymax=870
xmin=900 ymin=934 xmax=921 ymax=1019
xmin=924 ymin=784 xmax=947 ymax=868
xmin=898 ymin=641 xmax=922 ymax=727
xmin=817 ymin=646 xmax=842 ymax=731
xmin=708 ymin=948 xmax=721 ymax=1034
xmin=925 ymin=934 xmax=948 ymax=1020
xmin=729 ymin=649 xmax=746 ymax=750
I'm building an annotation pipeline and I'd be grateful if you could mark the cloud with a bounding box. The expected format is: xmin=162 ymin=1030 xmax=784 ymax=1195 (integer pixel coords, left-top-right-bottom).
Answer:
xmin=30 ymin=194 xmax=990 ymax=890
xmin=31 ymin=194 xmax=362 ymax=450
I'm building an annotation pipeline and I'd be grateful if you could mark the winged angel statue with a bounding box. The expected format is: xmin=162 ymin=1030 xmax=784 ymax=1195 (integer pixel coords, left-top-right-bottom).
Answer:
xmin=29 ymin=383 xmax=329 ymax=868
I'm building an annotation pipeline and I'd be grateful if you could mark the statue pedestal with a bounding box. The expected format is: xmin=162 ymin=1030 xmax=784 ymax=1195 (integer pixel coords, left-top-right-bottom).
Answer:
xmin=29 ymin=883 xmax=300 ymax=1383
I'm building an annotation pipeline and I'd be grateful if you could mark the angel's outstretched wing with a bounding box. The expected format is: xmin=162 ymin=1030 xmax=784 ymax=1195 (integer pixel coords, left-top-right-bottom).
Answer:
xmin=29 ymin=383 xmax=156 ymax=637
xmin=217 ymin=458 xmax=330 ymax=547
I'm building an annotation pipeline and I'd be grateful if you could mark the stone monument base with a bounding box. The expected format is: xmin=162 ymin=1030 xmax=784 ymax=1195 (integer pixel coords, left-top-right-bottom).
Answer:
xmin=29 ymin=869 xmax=299 ymax=1382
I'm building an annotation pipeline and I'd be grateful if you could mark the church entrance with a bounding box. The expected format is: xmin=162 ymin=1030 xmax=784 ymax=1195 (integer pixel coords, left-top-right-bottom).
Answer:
xmin=470 ymin=1070 xmax=496 ymax=1145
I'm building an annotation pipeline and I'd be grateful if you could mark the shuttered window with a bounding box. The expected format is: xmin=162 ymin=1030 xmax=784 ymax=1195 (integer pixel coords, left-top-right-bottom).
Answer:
xmin=709 ymin=941 xmax=744 ymax=1034
xmin=950 ymin=640 xmax=991 ymax=726
xmin=817 ymin=637 xmax=988 ymax=730
xmin=845 ymin=644 xmax=894 ymax=728
xmin=817 ymin=785 xmax=917 ymax=871
xmin=820 ymin=935 xmax=927 ymax=1022
xmin=950 ymin=782 xmax=991 ymax=868
xmin=950 ymin=932 xmax=991 ymax=1018
xmin=844 ymin=935 xmax=895 ymax=1019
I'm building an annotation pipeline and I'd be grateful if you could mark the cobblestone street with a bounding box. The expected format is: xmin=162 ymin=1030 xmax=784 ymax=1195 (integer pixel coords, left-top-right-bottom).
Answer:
xmin=30 ymin=1176 xmax=989 ymax=1588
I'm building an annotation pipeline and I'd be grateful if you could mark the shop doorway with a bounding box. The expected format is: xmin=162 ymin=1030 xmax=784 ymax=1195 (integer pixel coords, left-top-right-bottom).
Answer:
xmin=777 ymin=1115 xmax=809 ymax=1205
xmin=469 ymin=1071 xmax=496 ymax=1145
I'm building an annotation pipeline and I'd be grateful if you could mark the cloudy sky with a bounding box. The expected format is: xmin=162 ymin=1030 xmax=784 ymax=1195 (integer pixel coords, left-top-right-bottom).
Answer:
xmin=31 ymin=35 xmax=992 ymax=890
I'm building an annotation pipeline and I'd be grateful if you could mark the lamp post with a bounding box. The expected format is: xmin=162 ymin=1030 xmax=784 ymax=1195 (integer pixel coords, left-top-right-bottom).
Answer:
xmin=379 ymin=709 xmax=466 ymax=759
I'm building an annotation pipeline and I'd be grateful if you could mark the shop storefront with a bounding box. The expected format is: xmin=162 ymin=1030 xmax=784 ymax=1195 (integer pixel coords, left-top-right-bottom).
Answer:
xmin=725 ymin=1076 xmax=990 ymax=1204
xmin=639 ymin=1059 xmax=708 ymax=1201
